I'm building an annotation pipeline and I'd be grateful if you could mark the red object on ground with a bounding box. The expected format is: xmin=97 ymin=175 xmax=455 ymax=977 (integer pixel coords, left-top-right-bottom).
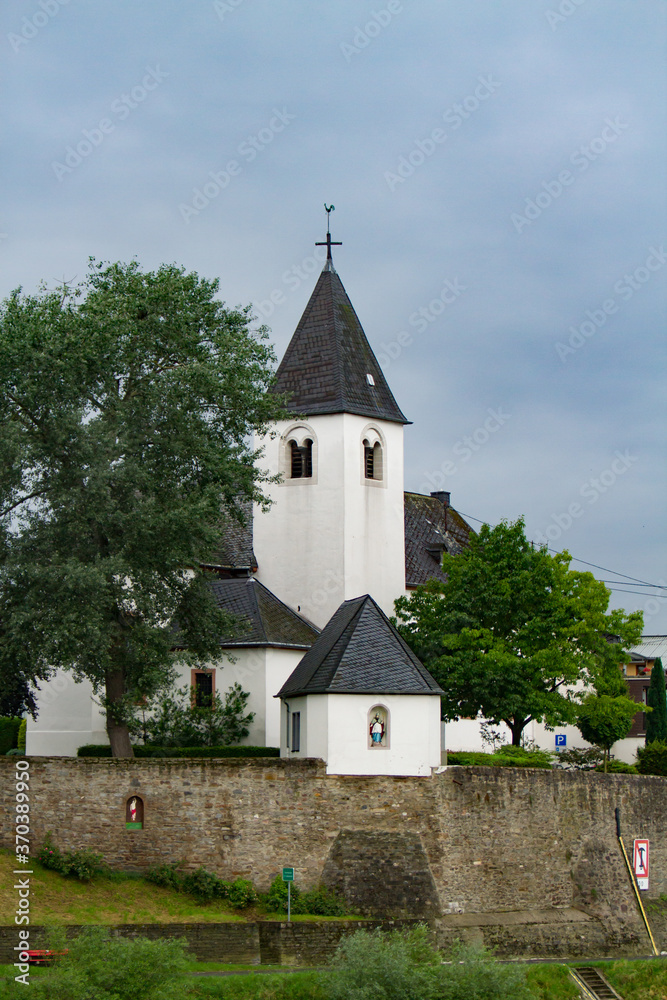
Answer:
xmin=26 ymin=949 xmax=68 ymax=965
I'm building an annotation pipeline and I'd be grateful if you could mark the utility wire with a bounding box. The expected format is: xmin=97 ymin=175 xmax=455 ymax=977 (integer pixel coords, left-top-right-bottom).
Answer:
xmin=454 ymin=509 xmax=667 ymax=592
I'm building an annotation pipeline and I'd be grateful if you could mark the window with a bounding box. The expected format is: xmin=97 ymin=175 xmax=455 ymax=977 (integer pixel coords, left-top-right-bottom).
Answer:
xmin=291 ymin=712 xmax=301 ymax=752
xmin=368 ymin=705 xmax=389 ymax=748
xmin=192 ymin=670 xmax=214 ymax=708
xmin=126 ymin=796 xmax=144 ymax=830
xmin=363 ymin=439 xmax=383 ymax=481
xmin=290 ymin=439 xmax=313 ymax=479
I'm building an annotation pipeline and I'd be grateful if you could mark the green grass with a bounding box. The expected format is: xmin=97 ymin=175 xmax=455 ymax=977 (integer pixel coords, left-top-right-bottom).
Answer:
xmin=524 ymin=964 xmax=582 ymax=999
xmin=591 ymin=958 xmax=667 ymax=999
xmin=0 ymin=850 xmax=359 ymax=925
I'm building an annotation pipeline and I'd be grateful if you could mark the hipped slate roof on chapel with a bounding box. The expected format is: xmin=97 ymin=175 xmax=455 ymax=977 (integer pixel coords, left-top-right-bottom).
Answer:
xmin=277 ymin=594 xmax=443 ymax=697
xmin=207 ymin=578 xmax=320 ymax=649
xmin=272 ymin=261 xmax=409 ymax=424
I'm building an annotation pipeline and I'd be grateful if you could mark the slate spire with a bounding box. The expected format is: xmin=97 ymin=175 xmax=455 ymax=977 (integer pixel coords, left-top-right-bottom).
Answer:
xmin=277 ymin=595 xmax=443 ymax=697
xmin=273 ymin=261 xmax=409 ymax=424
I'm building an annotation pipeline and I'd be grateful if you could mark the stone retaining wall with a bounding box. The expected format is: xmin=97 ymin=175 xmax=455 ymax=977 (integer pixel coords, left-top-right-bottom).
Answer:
xmin=1 ymin=758 xmax=665 ymax=958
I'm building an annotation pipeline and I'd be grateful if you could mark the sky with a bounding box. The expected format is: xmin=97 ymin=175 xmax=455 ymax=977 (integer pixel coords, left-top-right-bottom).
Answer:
xmin=3 ymin=0 xmax=666 ymax=632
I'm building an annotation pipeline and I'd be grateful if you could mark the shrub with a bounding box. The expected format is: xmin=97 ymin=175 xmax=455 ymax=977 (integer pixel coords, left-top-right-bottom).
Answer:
xmin=37 ymin=834 xmax=105 ymax=881
xmin=0 ymin=716 xmax=22 ymax=754
xmin=145 ymin=862 xmax=184 ymax=892
xmin=265 ymin=873 xmax=297 ymax=912
xmin=76 ymin=744 xmax=279 ymax=758
xmin=264 ymin=874 xmax=348 ymax=915
xmin=595 ymin=760 xmax=638 ymax=774
xmin=324 ymin=926 xmax=534 ymax=1000
xmin=13 ymin=926 xmax=191 ymax=999
xmin=181 ymin=866 xmax=229 ymax=902
xmin=227 ymin=877 xmax=258 ymax=909
xmin=555 ymin=746 xmax=604 ymax=770
xmin=145 ymin=864 xmax=258 ymax=908
xmin=492 ymin=745 xmax=554 ymax=768
xmin=636 ymin=740 xmax=667 ymax=776
xmin=37 ymin=833 xmax=65 ymax=873
xmin=137 ymin=682 xmax=254 ymax=748
xmin=298 ymin=885 xmax=348 ymax=916
xmin=18 ymin=718 xmax=26 ymax=753
xmin=447 ymin=747 xmax=553 ymax=768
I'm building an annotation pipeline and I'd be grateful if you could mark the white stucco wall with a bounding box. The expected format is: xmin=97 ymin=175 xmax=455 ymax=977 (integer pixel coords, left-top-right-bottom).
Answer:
xmin=173 ymin=645 xmax=305 ymax=748
xmin=444 ymin=715 xmax=643 ymax=766
xmin=281 ymin=693 xmax=441 ymax=776
xmin=254 ymin=413 xmax=406 ymax=628
xmin=26 ymin=671 xmax=108 ymax=757
xmin=27 ymin=644 xmax=305 ymax=756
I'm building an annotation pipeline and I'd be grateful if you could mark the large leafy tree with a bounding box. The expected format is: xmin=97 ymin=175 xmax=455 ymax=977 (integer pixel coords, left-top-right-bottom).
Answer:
xmin=394 ymin=518 xmax=642 ymax=745
xmin=0 ymin=260 xmax=286 ymax=756
xmin=645 ymin=656 xmax=667 ymax=744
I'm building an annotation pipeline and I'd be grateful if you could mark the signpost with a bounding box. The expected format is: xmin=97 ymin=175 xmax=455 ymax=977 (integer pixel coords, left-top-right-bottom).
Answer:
xmin=633 ymin=839 xmax=649 ymax=890
xmin=282 ymin=867 xmax=295 ymax=922
xmin=555 ymin=734 xmax=567 ymax=750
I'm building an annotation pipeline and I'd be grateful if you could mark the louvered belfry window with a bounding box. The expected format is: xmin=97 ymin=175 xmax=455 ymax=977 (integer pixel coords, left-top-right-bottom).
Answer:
xmin=290 ymin=439 xmax=312 ymax=478
xmin=364 ymin=444 xmax=374 ymax=479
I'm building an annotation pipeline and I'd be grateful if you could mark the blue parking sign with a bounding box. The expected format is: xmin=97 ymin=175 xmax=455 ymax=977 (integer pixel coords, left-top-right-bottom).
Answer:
xmin=555 ymin=734 xmax=567 ymax=749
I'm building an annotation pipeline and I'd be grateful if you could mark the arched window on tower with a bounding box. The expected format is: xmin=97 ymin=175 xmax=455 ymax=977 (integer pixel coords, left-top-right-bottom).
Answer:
xmin=363 ymin=439 xmax=383 ymax=481
xmin=290 ymin=439 xmax=313 ymax=479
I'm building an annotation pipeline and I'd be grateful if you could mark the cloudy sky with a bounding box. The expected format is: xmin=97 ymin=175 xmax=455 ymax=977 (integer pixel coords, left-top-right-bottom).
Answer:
xmin=3 ymin=0 xmax=666 ymax=631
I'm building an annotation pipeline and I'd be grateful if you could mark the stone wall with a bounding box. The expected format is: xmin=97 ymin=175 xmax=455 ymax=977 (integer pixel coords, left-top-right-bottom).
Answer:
xmin=0 ymin=920 xmax=419 ymax=965
xmin=1 ymin=757 xmax=665 ymax=958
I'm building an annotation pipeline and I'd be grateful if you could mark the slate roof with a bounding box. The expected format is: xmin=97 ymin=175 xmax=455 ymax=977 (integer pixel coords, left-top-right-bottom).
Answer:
xmin=203 ymin=499 xmax=257 ymax=572
xmin=207 ymin=578 xmax=320 ymax=649
xmin=277 ymin=594 xmax=443 ymax=697
xmin=404 ymin=492 xmax=474 ymax=588
xmin=272 ymin=260 xmax=409 ymax=424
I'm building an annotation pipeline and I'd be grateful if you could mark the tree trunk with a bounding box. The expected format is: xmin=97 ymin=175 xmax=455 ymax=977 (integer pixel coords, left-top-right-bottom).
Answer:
xmin=105 ymin=666 xmax=134 ymax=757
xmin=507 ymin=719 xmax=526 ymax=746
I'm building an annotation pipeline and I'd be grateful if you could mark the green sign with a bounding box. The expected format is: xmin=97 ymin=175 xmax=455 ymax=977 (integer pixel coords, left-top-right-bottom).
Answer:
xmin=282 ymin=867 xmax=294 ymax=882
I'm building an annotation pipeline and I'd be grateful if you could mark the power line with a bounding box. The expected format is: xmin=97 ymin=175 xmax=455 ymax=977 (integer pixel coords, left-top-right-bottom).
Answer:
xmin=455 ymin=509 xmax=667 ymax=592
xmin=607 ymin=587 xmax=666 ymax=598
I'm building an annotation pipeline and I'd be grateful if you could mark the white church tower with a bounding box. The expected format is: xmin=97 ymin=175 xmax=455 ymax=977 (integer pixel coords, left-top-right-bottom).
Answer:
xmin=254 ymin=230 xmax=409 ymax=628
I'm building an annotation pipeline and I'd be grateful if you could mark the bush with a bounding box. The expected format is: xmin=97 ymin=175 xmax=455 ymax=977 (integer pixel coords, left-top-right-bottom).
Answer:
xmin=181 ymin=866 xmax=230 ymax=902
xmin=145 ymin=862 xmax=184 ymax=892
xmin=227 ymin=877 xmax=258 ymax=908
xmin=37 ymin=834 xmax=106 ymax=881
xmin=18 ymin=718 xmax=26 ymax=753
xmin=595 ymin=760 xmax=638 ymax=774
xmin=137 ymin=682 xmax=254 ymax=748
xmin=555 ymin=746 xmax=604 ymax=770
xmin=447 ymin=747 xmax=553 ymax=768
xmin=298 ymin=885 xmax=348 ymax=916
xmin=323 ymin=926 xmax=534 ymax=1000
xmin=264 ymin=874 xmax=348 ymax=915
xmin=145 ymin=863 xmax=258 ymax=908
xmin=0 ymin=716 xmax=22 ymax=754
xmin=76 ymin=743 xmax=279 ymax=758
xmin=10 ymin=926 xmax=191 ymax=999
xmin=636 ymin=740 xmax=667 ymax=776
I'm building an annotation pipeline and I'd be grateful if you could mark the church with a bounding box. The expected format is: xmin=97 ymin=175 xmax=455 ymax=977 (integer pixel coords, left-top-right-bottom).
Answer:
xmin=26 ymin=230 xmax=474 ymax=773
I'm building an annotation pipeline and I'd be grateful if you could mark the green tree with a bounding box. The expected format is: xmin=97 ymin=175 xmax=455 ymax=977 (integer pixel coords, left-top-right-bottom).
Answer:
xmin=137 ymin=680 xmax=255 ymax=747
xmin=394 ymin=518 xmax=642 ymax=745
xmin=0 ymin=260 xmax=285 ymax=756
xmin=576 ymin=693 xmax=639 ymax=771
xmin=645 ymin=657 xmax=667 ymax=744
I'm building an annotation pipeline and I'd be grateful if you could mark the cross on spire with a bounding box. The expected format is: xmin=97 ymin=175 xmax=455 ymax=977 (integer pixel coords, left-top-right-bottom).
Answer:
xmin=316 ymin=204 xmax=342 ymax=261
